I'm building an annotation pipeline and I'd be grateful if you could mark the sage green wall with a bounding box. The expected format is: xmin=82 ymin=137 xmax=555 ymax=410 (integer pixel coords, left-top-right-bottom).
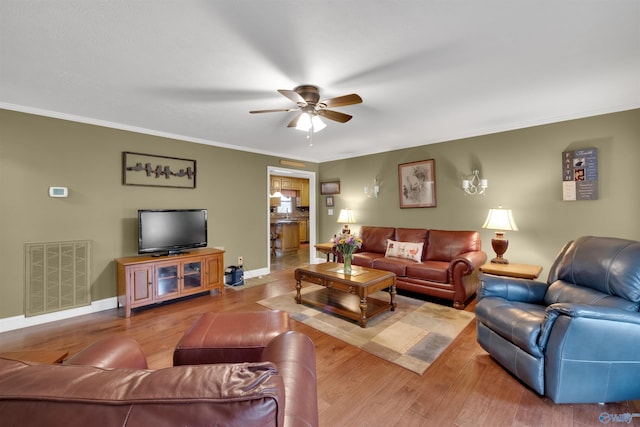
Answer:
xmin=319 ymin=109 xmax=640 ymax=275
xmin=2 ymin=108 xmax=638 ymax=320
xmin=0 ymin=109 xmax=319 ymax=318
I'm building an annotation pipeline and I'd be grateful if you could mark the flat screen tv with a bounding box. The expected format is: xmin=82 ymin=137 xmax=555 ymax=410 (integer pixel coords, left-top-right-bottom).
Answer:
xmin=138 ymin=209 xmax=208 ymax=255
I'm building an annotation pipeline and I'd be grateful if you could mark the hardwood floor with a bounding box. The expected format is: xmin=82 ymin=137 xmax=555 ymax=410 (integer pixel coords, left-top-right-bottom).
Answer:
xmin=2 ymin=260 xmax=639 ymax=426
xmin=270 ymin=242 xmax=311 ymax=271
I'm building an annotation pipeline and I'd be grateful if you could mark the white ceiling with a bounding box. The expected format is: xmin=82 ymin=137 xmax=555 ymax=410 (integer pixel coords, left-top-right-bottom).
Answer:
xmin=2 ymin=1 xmax=639 ymax=163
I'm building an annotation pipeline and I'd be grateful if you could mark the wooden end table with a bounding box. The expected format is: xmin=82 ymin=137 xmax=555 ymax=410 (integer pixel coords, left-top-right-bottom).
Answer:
xmin=295 ymin=262 xmax=396 ymax=328
xmin=314 ymin=242 xmax=336 ymax=262
xmin=479 ymin=263 xmax=543 ymax=280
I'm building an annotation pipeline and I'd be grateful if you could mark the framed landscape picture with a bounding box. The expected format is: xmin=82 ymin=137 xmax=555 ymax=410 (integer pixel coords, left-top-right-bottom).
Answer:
xmin=321 ymin=181 xmax=340 ymax=195
xmin=398 ymin=159 xmax=436 ymax=208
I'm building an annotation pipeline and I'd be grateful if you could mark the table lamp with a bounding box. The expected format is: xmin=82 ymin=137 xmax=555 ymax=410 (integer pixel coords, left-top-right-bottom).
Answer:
xmin=337 ymin=209 xmax=356 ymax=234
xmin=482 ymin=207 xmax=518 ymax=264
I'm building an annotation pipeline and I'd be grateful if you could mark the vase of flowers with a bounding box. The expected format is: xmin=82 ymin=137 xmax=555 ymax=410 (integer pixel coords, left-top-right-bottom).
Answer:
xmin=331 ymin=232 xmax=363 ymax=274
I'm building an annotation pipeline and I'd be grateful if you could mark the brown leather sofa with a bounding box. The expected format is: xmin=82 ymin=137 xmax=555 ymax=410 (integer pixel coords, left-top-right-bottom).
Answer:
xmin=348 ymin=226 xmax=487 ymax=309
xmin=0 ymin=329 xmax=318 ymax=426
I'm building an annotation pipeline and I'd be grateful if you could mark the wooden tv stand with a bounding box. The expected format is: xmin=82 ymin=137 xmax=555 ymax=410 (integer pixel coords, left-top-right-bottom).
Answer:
xmin=116 ymin=248 xmax=225 ymax=318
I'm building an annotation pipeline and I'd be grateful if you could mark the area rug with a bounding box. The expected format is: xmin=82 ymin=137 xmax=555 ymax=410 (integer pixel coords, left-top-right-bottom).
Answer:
xmin=257 ymin=285 xmax=474 ymax=375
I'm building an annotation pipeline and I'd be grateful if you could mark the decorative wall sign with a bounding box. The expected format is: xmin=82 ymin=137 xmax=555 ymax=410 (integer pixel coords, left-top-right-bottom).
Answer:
xmin=321 ymin=181 xmax=340 ymax=195
xmin=562 ymin=148 xmax=598 ymax=201
xmin=123 ymin=152 xmax=196 ymax=188
xmin=398 ymin=159 xmax=437 ymax=208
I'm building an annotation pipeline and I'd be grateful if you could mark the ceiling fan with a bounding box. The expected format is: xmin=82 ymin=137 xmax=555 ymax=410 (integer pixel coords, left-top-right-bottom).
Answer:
xmin=249 ymin=85 xmax=362 ymax=132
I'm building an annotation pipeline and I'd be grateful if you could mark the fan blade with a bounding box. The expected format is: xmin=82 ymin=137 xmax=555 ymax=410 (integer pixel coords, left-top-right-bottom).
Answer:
xmin=318 ymin=109 xmax=352 ymax=123
xmin=278 ymin=89 xmax=307 ymax=105
xmin=320 ymin=93 xmax=362 ymax=108
xmin=249 ymin=108 xmax=298 ymax=114
xmin=287 ymin=113 xmax=302 ymax=128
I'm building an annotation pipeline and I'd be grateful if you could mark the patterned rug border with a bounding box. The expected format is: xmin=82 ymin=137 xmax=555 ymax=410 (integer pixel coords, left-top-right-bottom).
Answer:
xmin=257 ymin=286 xmax=474 ymax=375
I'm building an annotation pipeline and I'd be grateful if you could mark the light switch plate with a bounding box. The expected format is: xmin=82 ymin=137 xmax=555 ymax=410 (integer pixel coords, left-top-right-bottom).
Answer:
xmin=328 ymin=208 xmax=333 ymax=215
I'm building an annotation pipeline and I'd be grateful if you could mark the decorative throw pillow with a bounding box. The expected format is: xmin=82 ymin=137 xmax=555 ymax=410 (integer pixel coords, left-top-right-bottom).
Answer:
xmin=384 ymin=240 xmax=424 ymax=262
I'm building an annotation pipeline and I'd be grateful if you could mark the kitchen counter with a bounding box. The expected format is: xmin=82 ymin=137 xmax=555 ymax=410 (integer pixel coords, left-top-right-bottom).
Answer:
xmin=271 ymin=221 xmax=300 ymax=252
xmin=271 ymin=216 xmax=308 ymax=223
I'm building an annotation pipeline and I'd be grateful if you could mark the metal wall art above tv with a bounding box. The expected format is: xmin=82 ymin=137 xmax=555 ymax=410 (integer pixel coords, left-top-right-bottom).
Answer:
xmin=138 ymin=209 xmax=208 ymax=255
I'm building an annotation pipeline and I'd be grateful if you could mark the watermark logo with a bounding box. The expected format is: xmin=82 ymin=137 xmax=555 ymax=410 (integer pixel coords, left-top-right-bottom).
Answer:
xmin=599 ymin=412 xmax=640 ymax=424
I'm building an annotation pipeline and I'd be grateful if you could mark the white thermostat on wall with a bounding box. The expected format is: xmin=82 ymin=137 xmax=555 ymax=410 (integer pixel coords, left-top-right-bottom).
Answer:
xmin=49 ymin=187 xmax=68 ymax=198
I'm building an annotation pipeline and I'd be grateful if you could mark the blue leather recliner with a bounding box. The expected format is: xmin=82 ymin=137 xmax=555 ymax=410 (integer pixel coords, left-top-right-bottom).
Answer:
xmin=475 ymin=236 xmax=640 ymax=403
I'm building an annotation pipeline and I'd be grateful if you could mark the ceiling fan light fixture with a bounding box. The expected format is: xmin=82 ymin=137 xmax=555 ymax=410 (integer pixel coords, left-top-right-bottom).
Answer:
xmin=311 ymin=115 xmax=326 ymax=132
xmin=296 ymin=112 xmax=312 ymax=131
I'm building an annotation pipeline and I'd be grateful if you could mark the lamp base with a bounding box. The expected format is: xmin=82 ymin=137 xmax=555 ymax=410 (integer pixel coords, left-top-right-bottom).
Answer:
xmin=490 ymin=235 xmax=510 ymax=264
xmin=342 ymin=225 xmax=351 ymax=234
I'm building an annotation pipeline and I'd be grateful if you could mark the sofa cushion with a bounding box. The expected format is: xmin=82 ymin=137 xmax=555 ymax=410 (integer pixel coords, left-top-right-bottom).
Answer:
xmin=359 ymin=226 xmax=395 ymax=254
xmin=384 ymin=240 xmax=424 ymax=262
xmin=353 ymin=252 xmax=383 ymax=268
xmin=372 ymin=256 xmax=413 ymax=276
xmin=474 ymin=297 xmax=547 ymax=358
xmin=426 ymin=230 xmax=481 ymax=262
xmin=405 ymin=261 xmax=449 ymax=283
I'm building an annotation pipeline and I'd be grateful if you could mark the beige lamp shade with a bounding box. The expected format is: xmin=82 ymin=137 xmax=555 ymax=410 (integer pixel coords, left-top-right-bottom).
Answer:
xmin=337 ymin=209 xmax=356 ymax=234
xmin=482 ymin=208 xmax=518 ymax=231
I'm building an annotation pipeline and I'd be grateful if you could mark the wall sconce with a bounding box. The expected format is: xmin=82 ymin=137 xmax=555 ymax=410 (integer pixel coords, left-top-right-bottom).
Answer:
xmin=462 ymin=170 xmax=488 ymax=195
xmin=337 ymin=209 xmax=356 ymax=234
xmin=364 ymin=177 xmax=380 ymax=198
xmin=482 ymin=206 xmax=518 ymax=264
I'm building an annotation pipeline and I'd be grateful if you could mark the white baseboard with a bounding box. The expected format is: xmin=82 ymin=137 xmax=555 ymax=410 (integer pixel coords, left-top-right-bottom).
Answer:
xmin=242 ymin=267 xmax=269 ymax=279
xmin=0 ymin=297 xmax=117 ymax=333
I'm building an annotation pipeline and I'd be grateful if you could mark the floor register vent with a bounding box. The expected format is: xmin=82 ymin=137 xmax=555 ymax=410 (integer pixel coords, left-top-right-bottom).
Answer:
xmin=25 ymin=240 xmax=91 ymax=317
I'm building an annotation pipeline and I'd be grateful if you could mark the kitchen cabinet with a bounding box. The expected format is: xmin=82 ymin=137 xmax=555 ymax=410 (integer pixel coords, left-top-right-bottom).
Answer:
xmin=270 ymin=177 xmax=281 ymax=193
xmin=281 ymin=177 xmax=293 ymax=189
xmin=271 ymin=175 xmax=309 ymax=206
xmin=300 ymin=180 xmax=309 ymax=206
xmin=116 ymin=248 xmax=225 ymax=318
xmin=299 ymin=220 xmax=308 ymax=242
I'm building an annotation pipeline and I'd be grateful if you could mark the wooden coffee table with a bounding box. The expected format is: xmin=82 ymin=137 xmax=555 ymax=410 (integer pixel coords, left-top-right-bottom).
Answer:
xmin=295 ymin=262 xmax=396 ymax=328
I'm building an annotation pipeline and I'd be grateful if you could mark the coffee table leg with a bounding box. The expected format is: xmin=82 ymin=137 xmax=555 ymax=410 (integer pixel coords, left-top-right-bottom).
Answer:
xmin=295 ymin=278 xmax=302 ymax=304
xmin=389 ymin=283 xmax=397 ymax=311
xmin=359 ymin=296 xmax=368 ymax=328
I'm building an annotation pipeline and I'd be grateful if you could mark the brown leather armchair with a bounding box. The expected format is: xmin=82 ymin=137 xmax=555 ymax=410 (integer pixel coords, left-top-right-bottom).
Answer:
xmin=0 ymin=330 xmax=318 ymax=426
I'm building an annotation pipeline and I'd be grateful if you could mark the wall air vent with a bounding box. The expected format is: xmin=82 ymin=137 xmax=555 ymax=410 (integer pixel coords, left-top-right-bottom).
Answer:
xmin=24 ymin=240 xmax=91 ymax=317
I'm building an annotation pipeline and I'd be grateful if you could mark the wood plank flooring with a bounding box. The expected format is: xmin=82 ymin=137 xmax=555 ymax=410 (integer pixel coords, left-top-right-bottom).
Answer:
xmin=1 ymin=261 xmax=639 ymax=426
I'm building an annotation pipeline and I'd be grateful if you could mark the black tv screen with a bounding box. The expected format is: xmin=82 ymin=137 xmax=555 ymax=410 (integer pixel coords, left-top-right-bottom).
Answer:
xmin=138 ymin=209 xmax=208 ymax=255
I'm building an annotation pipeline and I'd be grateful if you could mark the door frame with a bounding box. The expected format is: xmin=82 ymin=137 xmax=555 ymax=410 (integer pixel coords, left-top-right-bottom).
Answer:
xmin=267 ymin=166 xmax=317 ymax=271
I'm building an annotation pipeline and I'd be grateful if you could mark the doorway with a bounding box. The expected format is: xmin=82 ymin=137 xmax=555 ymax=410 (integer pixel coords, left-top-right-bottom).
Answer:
xmin=267 ymin=166 xmax=317 ymax=273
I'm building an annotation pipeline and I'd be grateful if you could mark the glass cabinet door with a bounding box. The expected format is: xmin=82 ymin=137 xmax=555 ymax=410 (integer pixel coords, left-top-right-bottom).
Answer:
xmin=182 ymin=261 xmax=203 ymax=291
xmin=157 ymin=264 xmax=179 ymax=297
